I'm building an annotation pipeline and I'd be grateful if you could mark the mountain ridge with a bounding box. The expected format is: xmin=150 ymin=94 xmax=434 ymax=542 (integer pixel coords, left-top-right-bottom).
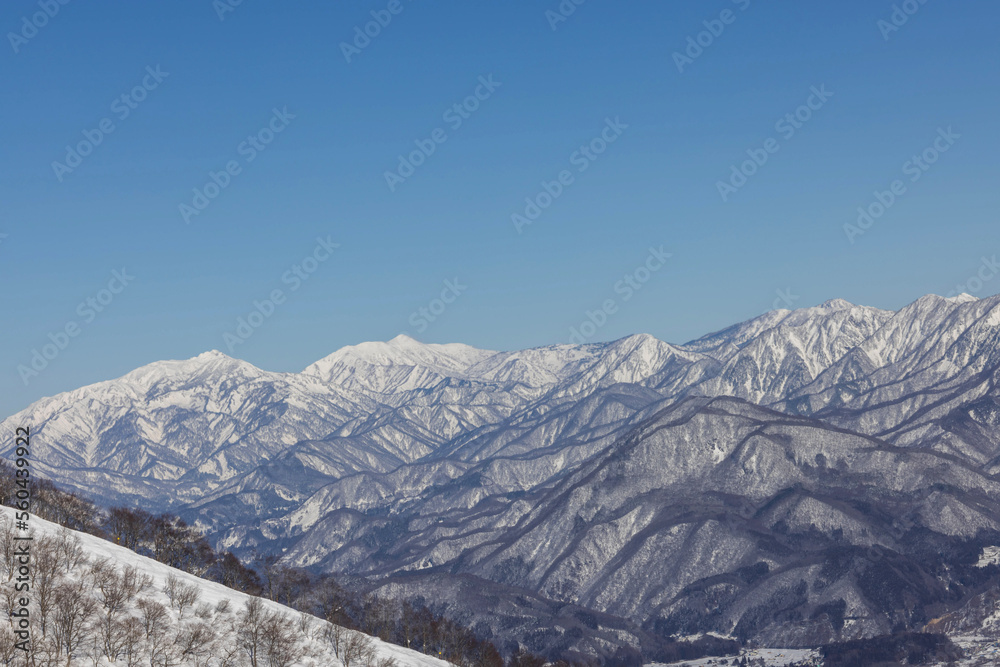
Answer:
xmin=7 ymin=292 xmax=1000 ymax=657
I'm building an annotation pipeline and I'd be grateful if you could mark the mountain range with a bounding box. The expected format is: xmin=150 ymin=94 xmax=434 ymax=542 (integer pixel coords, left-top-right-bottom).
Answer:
xmin=7 ymin=293 xmax=1000 ymax=659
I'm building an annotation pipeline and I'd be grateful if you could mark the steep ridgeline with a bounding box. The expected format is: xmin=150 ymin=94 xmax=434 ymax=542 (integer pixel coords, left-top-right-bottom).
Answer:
xmin=6 ymin=293 xmax=1000 ymax=658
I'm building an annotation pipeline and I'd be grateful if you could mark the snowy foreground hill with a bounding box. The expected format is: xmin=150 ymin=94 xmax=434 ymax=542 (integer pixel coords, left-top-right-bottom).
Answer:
xmin=9 ymin=293 xmax=1000 ymax=659
xmin=0 ymin=505 xmax=448 ymax=667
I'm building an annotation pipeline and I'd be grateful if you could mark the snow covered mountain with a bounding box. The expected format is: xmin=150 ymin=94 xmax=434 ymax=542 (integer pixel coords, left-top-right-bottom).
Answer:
xmin=6 ymin=293 xmax=1000 ymax=656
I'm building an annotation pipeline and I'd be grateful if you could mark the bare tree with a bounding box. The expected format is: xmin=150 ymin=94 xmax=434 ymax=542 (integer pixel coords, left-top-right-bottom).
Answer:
xmin=0 ymin=515 xmax=16 ymax=582
xmin=0 ymin=459 xmax=15 ymax=507
xmin=367 ymin=594 xmax=397 ymax=641
xmin=341 ymin=628 xmax=376 ymax=667
xmin=0 ymin=622 xmax=17 ymax=666
xmin=31 ymin=533 xmax=64 ymax=638
xmin=216 ymin=551 xmax=261 ymax=594
xmin=162 ymin=573 xmax=200 ymax=617
xmin=324 ymin=621 xmax=349 ymax=661
xmin=216 ymin=641 xmax=246 ymax=667
xmin=120 ymin=616 xmax=145 ymax=667
xmin=238 ymin=596 xmax=267 ymax=667
xmin=136 ymin=597 xmax=170 ymax=641
xmin=314 ymin=576 xmax=354 ymax=627
xmin=53 ymin=527 xmax=88 ymax=572
xmin=50 ymin=579 xmax=97 ymax=662
xmin=31 ymin=478 xmax=99 ymax=533
xmin=104 ymin=506 xmax=153 ymax=550
xmin=87 ymin=557 xmax=114 ymax=591
xmin=175 ymin=620 xmax=216 ymax=667
xmin=272 ymin=566 xmax=312 ymax=607
xmin=162 ymin=573 xmax=180 ymax=607
xmin=256 ymin=554 xmax=281 ymax=602
xmin=261 ymin=611 xmax=303 ymax=667
xmin=121 ymin=563 xmax=152 ymax=601
xmin=15 ymin=626 xmax=58 ymax=667
xmin=297 ymin=610 xmax=316 ymax=640
xmin=195 ymin=602 xmax=214 ymax=620
xmin=473 ymin=640 xmax=504 ymax=667
xmin=399 ymin=600 xmax=417 ymax=649
xmin=95 ymin=563 xmax=132 ymax=617
xmin=0 ymin=520 xmax=20 ymax=622
xmin=137 ymin=597 xmax=181 ymax=667
xmin=150 ymin=514 xmax=214 ymax=575
xmin=413 ymin=605 xmax=437 ymax=654
xmin=97 ymin=613 xmax=130 ymax=662
xmin=445 ymin=623 xmax=474 ymax=665
xmin=175 ymin=582 xmax=200 ymax=618
xmin=147 ymin=619 xmax=181 ymax=667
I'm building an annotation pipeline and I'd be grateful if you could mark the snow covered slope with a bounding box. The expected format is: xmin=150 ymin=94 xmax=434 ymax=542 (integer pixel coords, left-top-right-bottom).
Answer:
xmin=0 ymin=505 xmax=448 ymax=667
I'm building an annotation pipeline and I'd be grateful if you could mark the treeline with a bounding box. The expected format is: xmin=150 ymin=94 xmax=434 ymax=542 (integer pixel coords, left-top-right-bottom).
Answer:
xmin=0 ymin=460 xmax=537 ymax=667
xmin=819 ymin=632 xmax=963 ymax=666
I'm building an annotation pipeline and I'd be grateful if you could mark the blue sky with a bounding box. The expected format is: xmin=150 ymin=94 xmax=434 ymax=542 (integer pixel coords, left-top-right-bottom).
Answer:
xmin=2 ymin=0 xmax=999 ymax=416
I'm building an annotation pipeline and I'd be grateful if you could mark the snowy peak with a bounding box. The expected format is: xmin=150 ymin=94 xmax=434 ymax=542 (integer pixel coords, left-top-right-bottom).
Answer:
xmin=603 ymin=333 xmax=691 ymax=370
xmin=312 ymin=338 xmax=491 ymax=371
xmin=855 ymin=293 xmax=998 ymax=368
xmin=388 ymin=333 xmax=422 ymax=346
xmin=121 ymin=349 xmax=266 ymax=385
xmin=465 ymin=343 xmax=602 ymax=386
xmin=817 ymin=297 xmax=856 ymax=311
xmin=301 ymin=336 xmax=496 ymax=392
xmin=684 ymin=310 xmax=789 ymax=358
xmin=682 ymin=300 xmax=893 ymax=403
xmin=303 ymin=336 xmax=608 ymax=394
xmin=946 ymin=293 xmax=979 ymax=304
